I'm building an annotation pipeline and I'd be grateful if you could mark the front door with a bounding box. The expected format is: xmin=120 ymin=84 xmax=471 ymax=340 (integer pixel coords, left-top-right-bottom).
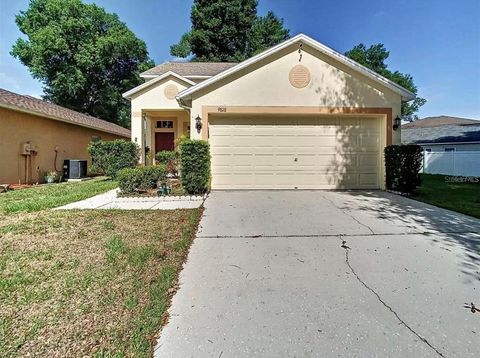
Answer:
xmin=155 ymin=132 xmax=175 ymax=153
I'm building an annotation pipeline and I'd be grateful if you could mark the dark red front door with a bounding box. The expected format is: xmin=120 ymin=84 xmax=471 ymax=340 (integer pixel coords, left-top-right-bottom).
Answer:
xmin=155 ymin=132 xmax=175 ymax=153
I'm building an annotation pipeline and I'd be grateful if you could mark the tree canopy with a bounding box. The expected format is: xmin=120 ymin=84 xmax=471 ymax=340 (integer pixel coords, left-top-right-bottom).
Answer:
xmin=11 ymin=0 xmax=154 ymax=128
xmin=345 ymin=44 xmax=426 ymax=120
xmin=170 ymin=0 xmax=290 ymax=62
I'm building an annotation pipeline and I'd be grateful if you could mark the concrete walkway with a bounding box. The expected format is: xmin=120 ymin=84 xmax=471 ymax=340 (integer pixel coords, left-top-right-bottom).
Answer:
xmin=155 ymin=190 xmax=480 ymax=358
xmin=56 ymin=189 xmax=205 ymax=210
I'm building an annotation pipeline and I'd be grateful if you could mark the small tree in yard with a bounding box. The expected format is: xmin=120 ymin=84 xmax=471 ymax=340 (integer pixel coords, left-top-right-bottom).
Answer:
xmin=88 ymin=140 xmax=139 ymax=178
xmin=180 ymin=140 xmax=210 ymax=194
xmin=384 ymin=145 xmax=423 ymax=194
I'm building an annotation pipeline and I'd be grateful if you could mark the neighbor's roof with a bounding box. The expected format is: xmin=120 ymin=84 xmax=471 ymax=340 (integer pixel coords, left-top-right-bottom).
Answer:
xmin=0 ymin=88 xmax=130 ymax=137
xmin=402 ymin=115 xmax=480 ymax=129
xmin=141 ymin=61 xmax=238 ymax=78
xmin=402 ymin=116 xmax=480 ymax=144
xmin=177 ymin=33 xmax=416 ymax=102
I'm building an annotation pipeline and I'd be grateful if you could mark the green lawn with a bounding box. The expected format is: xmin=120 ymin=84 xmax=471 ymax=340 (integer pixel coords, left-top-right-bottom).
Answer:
xmin=0 ymin=178 xmax=117 ymax=214
xmin=0 ymin=208 xmax=202 ymax=357
xmin=0 ymin=178 xmax=203 ymax=357
xmin=413 ymin=174 xmax=480 ymax=218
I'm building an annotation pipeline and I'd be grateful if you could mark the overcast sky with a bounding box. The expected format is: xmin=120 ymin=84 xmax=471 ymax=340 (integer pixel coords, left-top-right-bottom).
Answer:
xmin=0 ymin=0 xmax=479 ymax=119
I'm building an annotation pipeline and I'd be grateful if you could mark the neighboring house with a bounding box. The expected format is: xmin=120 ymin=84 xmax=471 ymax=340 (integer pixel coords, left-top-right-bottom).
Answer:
xmin=402 ymin=116 xmax=480 ymax=152
xmin=0 ymin=88 xmax=130 ymax=184
xmin=123 ymin=33 xmax=415 ymax=190
xmin=402 ymin=116 xmax=480 ymax=177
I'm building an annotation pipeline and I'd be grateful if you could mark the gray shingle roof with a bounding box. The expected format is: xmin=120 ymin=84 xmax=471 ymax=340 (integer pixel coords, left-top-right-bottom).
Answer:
xmin=402 ymin=120 xmax=480 ymax=145
xmin=0 ymin=88 xmax=130 ymax=137
xmin=402 ymin=116 xmax=479 ymax=128
xmin=141 ymin=61 xmax=238 ymax=77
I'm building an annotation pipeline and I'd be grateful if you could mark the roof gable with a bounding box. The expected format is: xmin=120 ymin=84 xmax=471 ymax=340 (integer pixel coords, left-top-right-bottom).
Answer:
xmin=123 ymin=72 xmax=195 ymax=99
xmin=177 ymin=34 xmax=416 ymax=102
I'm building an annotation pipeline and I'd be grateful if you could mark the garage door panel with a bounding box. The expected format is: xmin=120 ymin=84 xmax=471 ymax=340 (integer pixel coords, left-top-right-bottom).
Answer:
xmin=358 ymin=153 xmax=379 ymax=168
xmin=213 ymin=174 xmax=253 ymax=188
xmin=359 ymin=173 xmax=379 ymax=186
xmin=209 ymin=115 xmax=382 ymax=189
xmin=359 ymin=134 xmax=380 ymax=148
xmin=251 ymin=147 xmax=292 ymax=155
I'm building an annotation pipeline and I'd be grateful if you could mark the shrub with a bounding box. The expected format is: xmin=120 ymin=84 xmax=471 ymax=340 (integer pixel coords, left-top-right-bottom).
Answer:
xmin=180 ymin=139 xmax=210 ymax=194
xmin=117 ymin=165 xmax=167 ymax=193
xmin=384 ymin=145 xmax=423 ymax=194
xmin=156 ymin=150 xmax=179 ymax=178
xmin=88 ymin=140 xmax=139 ymax=178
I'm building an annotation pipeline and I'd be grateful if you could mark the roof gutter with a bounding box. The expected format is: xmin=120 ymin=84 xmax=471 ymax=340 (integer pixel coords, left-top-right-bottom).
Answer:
xmin=175 ymin=95 xmax=191 ymax=110
xmin=412 ymin=141 xmax=480 ymax=146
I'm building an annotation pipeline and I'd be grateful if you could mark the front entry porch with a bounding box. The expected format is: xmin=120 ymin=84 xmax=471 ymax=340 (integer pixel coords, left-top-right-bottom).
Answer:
xmin=142 ymin=109 xmax=190 ymax=165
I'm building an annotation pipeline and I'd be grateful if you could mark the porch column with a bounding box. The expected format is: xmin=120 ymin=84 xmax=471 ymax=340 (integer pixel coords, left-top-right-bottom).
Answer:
xmin=130 ymin=109 xmax=144 ymax=164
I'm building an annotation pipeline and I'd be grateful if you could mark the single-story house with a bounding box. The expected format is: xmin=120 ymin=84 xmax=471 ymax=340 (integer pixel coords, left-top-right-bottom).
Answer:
xmin=402 ymin=116 xmax=480 ymax=152
xmin=123 ymin=33 xmax=415 ymax=190
xmin=0 ymin=88 xmax=130 ymax=184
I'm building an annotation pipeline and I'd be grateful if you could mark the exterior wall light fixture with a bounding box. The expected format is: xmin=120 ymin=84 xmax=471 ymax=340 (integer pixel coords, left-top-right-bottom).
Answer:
xmin=393 ymin=116 xmax=402 ymax=130
xmin=195 ymin=115 xmax=202 ymax=132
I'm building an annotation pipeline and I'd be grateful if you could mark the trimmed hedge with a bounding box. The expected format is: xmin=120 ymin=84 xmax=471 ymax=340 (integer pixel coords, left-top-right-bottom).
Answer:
xmin=180 ymin=139 xmax=210 ymax=194
xmin=117 ymin=165 xmax=167 ymax=193
xmin=88 ymin=140 xmax=139 ymax=178
xmin=156 ymin=150 xmax=179 ymax=178
xmin=385 ymin=145 xmax=423 ymax=194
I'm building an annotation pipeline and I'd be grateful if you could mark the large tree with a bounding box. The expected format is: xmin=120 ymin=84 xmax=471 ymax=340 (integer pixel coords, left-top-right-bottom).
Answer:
xmin=345 ymin=44 xmax=426 ymax=120
xmin=11 ymin=0 xmax=154 ymax=128
xmin=170 ymin=0 xmax=290 ymax=62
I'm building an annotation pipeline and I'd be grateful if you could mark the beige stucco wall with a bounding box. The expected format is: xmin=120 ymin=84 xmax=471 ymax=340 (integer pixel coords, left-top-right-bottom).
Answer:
xmin=130 ymin=76 xmax=192 ymax=163
xmin=187 ymin=43 xmax=402 ymax=144
xmin=0 ymin=107 xmax=126 ymax=184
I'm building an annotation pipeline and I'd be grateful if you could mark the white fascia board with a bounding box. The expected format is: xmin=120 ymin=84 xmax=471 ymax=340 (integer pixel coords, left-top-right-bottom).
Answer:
xmin=177 ymin=33 xmax=416 ymax=101
xmin=185 ymin=75 xmax=212 ymax=79
xmin=415 ymin=141 xmax=480 ymax=146
xmin=140 ymin=74 xmax=158 ymax=79
xmin=123 ymin=71 xmax=195 ymax=99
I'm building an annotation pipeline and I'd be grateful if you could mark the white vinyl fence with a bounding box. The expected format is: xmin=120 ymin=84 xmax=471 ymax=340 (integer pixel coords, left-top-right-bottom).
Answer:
xmin=423 ymin=151 xmax=480 ymax=177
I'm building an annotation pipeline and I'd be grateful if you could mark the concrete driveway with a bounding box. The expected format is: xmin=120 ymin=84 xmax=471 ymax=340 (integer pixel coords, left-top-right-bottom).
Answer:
xmin=155 ymin=191 xmax=480 ymax=358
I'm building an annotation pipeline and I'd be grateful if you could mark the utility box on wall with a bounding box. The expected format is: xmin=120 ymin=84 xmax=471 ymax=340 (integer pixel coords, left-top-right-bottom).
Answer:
xmin=63 ymin=160 xmax=87 ymax=179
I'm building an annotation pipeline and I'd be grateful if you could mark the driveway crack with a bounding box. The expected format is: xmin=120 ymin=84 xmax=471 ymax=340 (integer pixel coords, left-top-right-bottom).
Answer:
xmin=322 ymin=194 xmax=375 ymax=234
xmin=340 ymin=237 xmax=446 ymax=357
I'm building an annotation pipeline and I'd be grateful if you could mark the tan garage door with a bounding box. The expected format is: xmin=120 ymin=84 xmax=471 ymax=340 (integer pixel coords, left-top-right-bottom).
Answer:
xmin=209 ymin=115 xmax=383 ymax=189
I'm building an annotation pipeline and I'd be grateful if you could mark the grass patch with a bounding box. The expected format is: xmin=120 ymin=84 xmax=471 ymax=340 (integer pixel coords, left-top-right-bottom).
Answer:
xmin=413 ymin=174 xmax=480 ymax=218
xmin=0 ymin=208 xmax=202 ymax=357
xmin=0 ymin=177 xmax=117 ymax=214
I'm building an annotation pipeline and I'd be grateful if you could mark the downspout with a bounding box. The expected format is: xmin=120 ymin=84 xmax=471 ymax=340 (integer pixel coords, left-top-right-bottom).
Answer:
xmin=142 ymin=113 xmax=147 ymax=165
xmin=176 ymin=96 xmax=193 ymax=141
